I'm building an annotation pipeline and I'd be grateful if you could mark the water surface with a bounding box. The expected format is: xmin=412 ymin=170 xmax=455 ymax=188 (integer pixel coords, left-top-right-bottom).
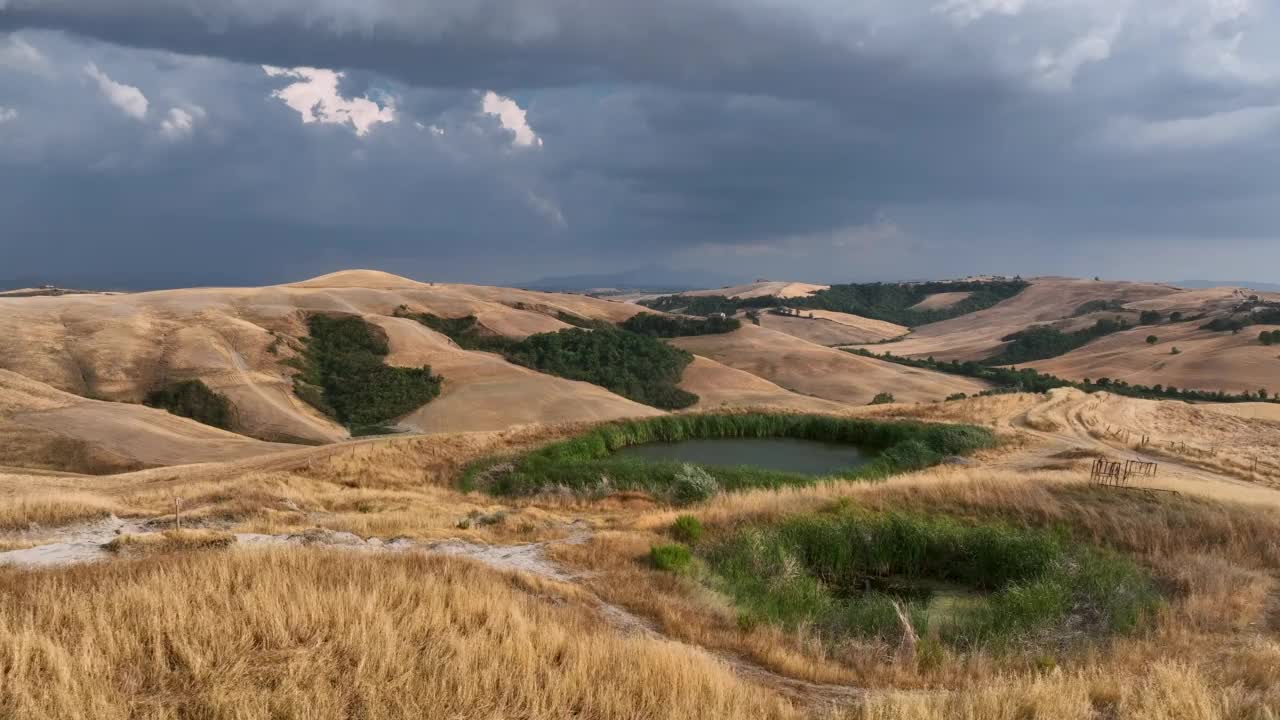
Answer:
xmin=614 ymin=437 xmax=869 ymax=476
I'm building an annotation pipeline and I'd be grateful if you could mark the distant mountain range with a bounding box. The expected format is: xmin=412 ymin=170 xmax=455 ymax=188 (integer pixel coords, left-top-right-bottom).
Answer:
xmin=1172 ymin=280 xmax=1280 ymax=292
xmin=522 ymin=266 xmax=741 ymax=292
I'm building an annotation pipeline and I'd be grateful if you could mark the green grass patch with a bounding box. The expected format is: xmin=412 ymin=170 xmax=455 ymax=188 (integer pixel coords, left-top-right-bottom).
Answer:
xmin=706 ymin=508 xmax=1160 ymax=649
xmin=651 ymin=543 xmax=694 ymax=573
xmin=293 ymin=314 xmax=443 ymax=432
xmin=463 ymin=413 xmax=995 ymax=501
xmin=144 ymin=379 xmax=235 ymax=430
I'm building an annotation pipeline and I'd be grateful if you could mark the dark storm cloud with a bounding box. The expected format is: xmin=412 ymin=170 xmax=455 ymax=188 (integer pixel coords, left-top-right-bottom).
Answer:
xmin=2 ymin=1 xmax=1280 ymax=287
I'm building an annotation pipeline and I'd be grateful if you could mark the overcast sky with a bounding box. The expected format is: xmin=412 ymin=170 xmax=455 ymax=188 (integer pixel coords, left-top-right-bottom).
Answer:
xmin=2 ymin=1 xmax=1279 ymax=289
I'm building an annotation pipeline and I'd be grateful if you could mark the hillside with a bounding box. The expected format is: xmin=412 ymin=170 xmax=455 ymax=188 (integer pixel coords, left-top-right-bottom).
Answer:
xmin=671 ymin=325 xmax=988 ymax=405
xmin=0 ymin=270 xmax=657 ymax=445
xmin=852 ymin=277 xmax=1183 ymax=361
xmin=0 ymin=369 xmax=293 ymax=474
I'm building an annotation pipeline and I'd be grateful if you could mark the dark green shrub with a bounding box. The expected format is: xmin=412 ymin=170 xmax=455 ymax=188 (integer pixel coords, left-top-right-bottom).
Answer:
xmin=1139 ymin=310 xmax=1162 ymax=325
xmin=144 ymin=380 xmax=235 ymax=430
xmin=671 ymin=515 xmax=705 ymax=544
xmin=1146 ymin=335 xmax=1159 ymax=345
xmin=651 ymin=543 xmax=694 ymax=573
xmin=869 ymin=392 xmax=896 ymax=405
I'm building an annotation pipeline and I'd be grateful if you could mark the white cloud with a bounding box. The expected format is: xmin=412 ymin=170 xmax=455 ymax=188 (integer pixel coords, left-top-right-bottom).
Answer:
xmin=481 ymin=91 xmax=542 ymax=147
xmin=159 ymin=105 xmax=205 ymax=139
xmin=0 ymin=107 xmax=17 ymax=124
xmin=0 ymin=36 xmax=51 ymax=76
xmin=262 ymin=65 xmax=396 ymax=136
xmin=1033 ymin=20 xmax=1122 ymax=91
xmin=84 ymin=62 xmax=149 ymax=119
xmin=526 ymin=190 xmax=567 ymax=228
xmin=1104 ymin=104 xmax=1280 ymax=150
xmin=936 ymin=0 xmax=1026 ymax=25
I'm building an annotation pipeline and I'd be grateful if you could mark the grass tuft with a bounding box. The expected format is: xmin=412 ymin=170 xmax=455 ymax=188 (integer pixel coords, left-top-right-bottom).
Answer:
xmin=651 ymin=543 xmax=694 ymax=573
xmin=671 ymin=515 xmax=705 ymax=544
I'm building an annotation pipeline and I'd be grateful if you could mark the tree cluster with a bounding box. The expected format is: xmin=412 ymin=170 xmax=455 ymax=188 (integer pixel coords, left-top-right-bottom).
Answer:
xmin=847 ymin=348 xmax=1279 ymax=404
xmin=504 ymin=328 xmax=699 ymax=409
xmin=988 ymin=317 xmax=1128 ymax=365
xmin=295 ymin=314 xmax=443 ymax=430
xmin=144 ymin=380 xmax=236 ymax=430
xmin=621 ymin=312 xmax=741 ymax=337
xmin=394 ymin=308 xmax=518 ymax=353
xmin=791 ymin=280 xmax=1029 ymax=327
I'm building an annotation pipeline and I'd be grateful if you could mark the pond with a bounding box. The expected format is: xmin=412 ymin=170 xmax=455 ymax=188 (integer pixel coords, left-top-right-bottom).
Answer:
xmin=613 ymin=437 xmax=871 ymax=476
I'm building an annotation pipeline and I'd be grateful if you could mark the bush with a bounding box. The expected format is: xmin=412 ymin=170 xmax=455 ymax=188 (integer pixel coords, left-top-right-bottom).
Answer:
xmin=1146 ymin=335 xmax=1159 ymax=345
xmin=671 ymin=515 xmax=705 ymax=544
xmin=869 ymin=392 xmax=896 ymax=405
xmin=671 ymin=464 xmax=720 ymax=505
xmin=294 ymin=314 xmax=443 ymax=430
xmin=144 ymin=380 xmax=235 ymax=430
xmin=1139 ymin=310 xmax=1162 ymax=325
xmin=503 ymin=328 xmax=698 ymax=409
xmin=651 ymin=543 xmax=694 ymax=573
xmin=1261 ymin=330 xmax=1280 ymax=346
xmin=945 ymin=393 xmax=968 ymax=402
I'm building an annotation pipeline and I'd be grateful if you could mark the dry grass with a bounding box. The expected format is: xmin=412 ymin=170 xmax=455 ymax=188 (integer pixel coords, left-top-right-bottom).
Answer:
xmin=103 ymin=529 xmax=236 ymax=555
xmin=545 ymin=467 xmax=1280 ymax=714
xmin=849 ymin=656 xmax=1280 ymax=720
xmin=3 ymin=394 xmax=1280 ymax=718
xmin=0 ymin=491 xmax=126 ymax=531
xmin=0 ymin=549 xmax=796 ymax=720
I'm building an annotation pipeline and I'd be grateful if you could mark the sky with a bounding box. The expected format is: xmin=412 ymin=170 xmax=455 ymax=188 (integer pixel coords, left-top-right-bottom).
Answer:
xmin=2 ymin=1 xmax=1280 ymax=289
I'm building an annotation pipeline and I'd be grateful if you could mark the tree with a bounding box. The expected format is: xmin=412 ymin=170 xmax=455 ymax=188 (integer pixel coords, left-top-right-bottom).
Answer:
xmin=1146 ymin=335 xmax=1159 ymax=345
xmin=1139 ymin=310 xmax=1162 ymax=325
xmin=1169 ymin=311 xmax=1184 ymax=322
xmin=869 ymin=392 xmax=896 ymax=405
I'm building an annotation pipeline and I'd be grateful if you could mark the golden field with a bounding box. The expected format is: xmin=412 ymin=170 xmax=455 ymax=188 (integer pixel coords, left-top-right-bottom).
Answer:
xmin=2 ymin=273 xmax=1280 ymax=718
